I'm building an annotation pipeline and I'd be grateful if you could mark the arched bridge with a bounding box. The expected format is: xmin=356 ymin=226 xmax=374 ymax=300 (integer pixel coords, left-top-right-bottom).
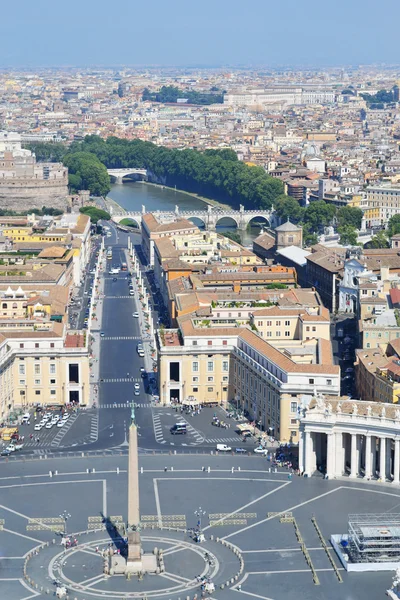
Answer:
xmin=112 ymin=204 xmax=277 ymax=232
xmin=107 ymin=168 xmax=147 ymax=183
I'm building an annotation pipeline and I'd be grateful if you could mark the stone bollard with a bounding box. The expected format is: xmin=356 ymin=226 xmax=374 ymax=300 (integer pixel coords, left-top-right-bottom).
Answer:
xmin=140 ymin=466 xmax=143 ymax=474
xmin=210 ymin=535 xmax=213 ymax=541
xmin=171 ymin=466 xmax=173 ymax=472
xmin=238 ymin=466 xmax=241 ymax=471
xmin=207 ymin=466 xmax=210 ymax=473
xmin=231 ymin=467 xmax=234 ymax=473
xmin=49 ymin=471 xmax=53 ymax=478
xmin=93 ymin=467 xmax=96 ymax=473
xmin=117 ymin=467 xmax=119 ymax=474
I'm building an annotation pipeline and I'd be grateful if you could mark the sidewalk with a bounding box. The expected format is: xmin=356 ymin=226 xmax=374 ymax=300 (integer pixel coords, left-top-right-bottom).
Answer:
xmin=88 ymin=246 xmax=106 ymax=407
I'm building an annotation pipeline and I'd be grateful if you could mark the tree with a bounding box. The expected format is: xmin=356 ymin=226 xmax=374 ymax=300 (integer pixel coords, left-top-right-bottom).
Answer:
xmin=222 ymin=231 xmax=242 ymax=244
xmin=303 ymin=201 xmax=336 ymax=232
xmin=79 ymin=207 xmax=111 ymax=223
xmin=338 ymin=225 xmax=358 ymax=246
xmin=365 ymin=231 xmax=389 ymax=249
xmin=388 ymin=214 xmax=400 ymax=237
xmin=24 ymin=141 xmax=67 ymax=162
xmin=274 ymin=195 xmax=304 ymax=223
xmin=63 ymin=152 xmax=110 ymax=196
xmin=337 ymin=206 xmax=363 ymax=229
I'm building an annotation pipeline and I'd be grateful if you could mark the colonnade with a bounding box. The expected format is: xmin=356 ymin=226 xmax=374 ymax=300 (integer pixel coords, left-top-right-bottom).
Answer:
xmin=299 ymin=429 xmax=400 ymax=483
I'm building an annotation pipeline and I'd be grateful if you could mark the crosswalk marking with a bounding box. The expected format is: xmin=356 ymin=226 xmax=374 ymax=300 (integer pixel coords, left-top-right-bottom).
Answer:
xmin=99 ymin=403 xmax=152 ymax=409
xmin=153 ymin=414 xmax=164 ymax=443
xmin=104 ymin=296 xmax=133 ymax=299
xmin=90 ymin=412 xmax=99 ymax=442
xmin=101 ymin=336 xmax=142 ymax=341
xmin=51 ymin=413 xmax=78 ymax=447
xmin=100 ymin=377 xmax=141 ymax=383
xmin=204 ymin=437 xmax=243 ymax=443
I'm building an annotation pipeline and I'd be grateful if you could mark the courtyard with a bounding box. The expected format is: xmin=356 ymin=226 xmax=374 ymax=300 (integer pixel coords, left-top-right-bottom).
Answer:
xmin=0 ymin=453 xmax=397 ymax=599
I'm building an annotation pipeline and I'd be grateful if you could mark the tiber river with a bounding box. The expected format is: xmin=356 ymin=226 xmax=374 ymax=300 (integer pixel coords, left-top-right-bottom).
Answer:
xmin=108 ymin=181 xmax=265 ymax=246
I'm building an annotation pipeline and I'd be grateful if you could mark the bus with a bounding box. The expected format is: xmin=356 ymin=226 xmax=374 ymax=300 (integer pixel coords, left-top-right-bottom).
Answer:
xmin=121 ymin=262 xmax=127 ymax=271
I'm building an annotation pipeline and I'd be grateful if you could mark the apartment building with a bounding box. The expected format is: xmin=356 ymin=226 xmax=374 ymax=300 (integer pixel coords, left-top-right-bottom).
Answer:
xmin=230 ymin=329 xmax=340 ymax=443
xmin=250 ymin=305 xmax=330 ymax=342
xmin=141 ymin=213 xmax=199 ymax=266
xmin=0 ymin=326 xmax=89 ymax=420
xmin=361 ymin=185 xmax=400 ymax=227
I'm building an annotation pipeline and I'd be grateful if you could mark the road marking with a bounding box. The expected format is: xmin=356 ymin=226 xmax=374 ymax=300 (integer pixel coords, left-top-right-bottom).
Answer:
xmin=222 ymin=487 xmax=342 ymax=540
xmin=2 ymin=528 xmax=42 ymax=543
xmin=203 ymin=482 xmax=291 ymax=532
xmin=103 ymin=480 xmax=107 ymax=517
xmin=153 ymin=479 xmax=162 ymax=527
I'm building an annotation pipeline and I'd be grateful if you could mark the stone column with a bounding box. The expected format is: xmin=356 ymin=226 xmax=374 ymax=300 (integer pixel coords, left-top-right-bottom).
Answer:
xmin=371 ymin=437 xmax=377 ymax=477
xmin=350 ymin=433 xmax=358 ymax=478
xmin=128 ymin=423 xmax=140 ymax=527
xmin=326 ymin=432 xmax=335 ymax=479
xmin=298 ymin=429 xmax=304 ymax=473
xmin=394 ymin=439 xmax=400 ymax=485
xmin=335 ymin=431 xmax=343 ymax=476
xmin=386 ymin=439 xmax=393 ymax=481
xmin=364 ymin=434 xmax=372 ymax=479
xmin=304 ymin=431 xmax=312 ymax=476
xmin=380 ymin=437 xmax=386 ymax=481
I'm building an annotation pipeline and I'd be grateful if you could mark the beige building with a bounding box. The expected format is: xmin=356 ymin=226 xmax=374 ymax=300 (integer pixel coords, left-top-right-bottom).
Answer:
xmin=250 ymin=305 xmax=330 ymax=343
xmin=0 ymin=326 xmax=89 ymax=419
xmin=230 ymin=329 xmax=340 ymax=443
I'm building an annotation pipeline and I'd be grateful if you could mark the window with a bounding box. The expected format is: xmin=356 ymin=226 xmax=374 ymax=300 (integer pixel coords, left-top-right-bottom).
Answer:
xmin=312 ymin=326 xmax=316 ymax=332
xmin=309 ymin=378 xmax=314 ymax=385
xmin=223 ymin=340 xmax=227 ymax=346
xmin=19 ymin=380 xmax=25 ymax=386
xmin=207 ymin=376 xmax=214 ymax=382
xmin=192 ymin=361 xmax=199 ymax=372
xmin=50 ymin=343 xmax=55 ymax=348
xmin=19 ymin=343 xmax=24 ymax=349
xmin=35 ymin=343 xmax=39 ymax=349
xmin=208 ymin=340 xmax=212 ymax=346
xmin=290 ymin=401 xmax=297 ymax=413
xmin=266 ymin=321 xmax=272 ymax=327
xmin=276 ymin=331 xmax=281 ymax=337
xmin=34 ymin=364 xmax=40 ymax=375
xmin=50 ymin=363 xmax=56 ymax=374
xmin=50 ymin=379 xmax=56 ymax=384
xmin=258 ymin=321 xmax=263 ymax=327
xmin=35 ymin=390 xmax=41 ymax=396
xmin=192 ymin=341 xmax=198 ymax=346
xmin=192 ymin=387 xmax=198 ymax=392
xmin=222 ymin=361 xmax=229 ymax=372
xmin=285 ymin=331 xmax=290 ymax=337
xmin=276 ymin=321 xmax=281 ymax=326
xmin=1 ymin=303 xmax=6 ymax=309
xmin=19 ymin=364 xmax=25 ymax=375
xmin=223 ymin=376 xmax=228 ymax=382
xmin=35 ymin=379 xmax=41 ymax=386
xmin=20 ymin=390 xmax=25 ymax=396
xmin=267 ymin=331 xmax=272 ymax=337
xmin=50 ymin=390 xmax=56 ymax=395
xmin=327 ymin=379 xmax=332 ymax=386
xmin=207 ymin=361 xmax=214 ymax=372
xmin=223 ymin=387 xmax=228 ymax=392
xmin=306 ymin=326 xmax=310 ymax=332
xmin=207 ymin=387 xmax=214 ymax=392
xmin=285 ymin=320 xmax=290 ymax=326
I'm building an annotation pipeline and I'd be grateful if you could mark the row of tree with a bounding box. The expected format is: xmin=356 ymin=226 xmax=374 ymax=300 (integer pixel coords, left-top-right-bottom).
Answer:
xmin=274 ymin=195 xmax=364 ymax=246
xmin=142 ymin=85 xmax=224 ymax=105
xmin=26 ymin=137 xmax=284 ymax=209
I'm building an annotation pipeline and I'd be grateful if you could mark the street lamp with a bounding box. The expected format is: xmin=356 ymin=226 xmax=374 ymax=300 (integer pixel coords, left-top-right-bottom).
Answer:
xmin=59 ymin=510 xmax=71 ymax=537
xmin=194 ymin=507 xmax=206 ymax=532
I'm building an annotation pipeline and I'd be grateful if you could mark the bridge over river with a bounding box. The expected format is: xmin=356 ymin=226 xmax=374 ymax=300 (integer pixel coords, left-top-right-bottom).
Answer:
xmin=111 ymin=204 xmax=277 ymax=232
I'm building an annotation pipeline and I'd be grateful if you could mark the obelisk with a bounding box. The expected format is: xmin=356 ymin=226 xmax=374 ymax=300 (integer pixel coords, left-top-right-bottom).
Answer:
xmin=126 ymin=403 xmax=142 ymax=571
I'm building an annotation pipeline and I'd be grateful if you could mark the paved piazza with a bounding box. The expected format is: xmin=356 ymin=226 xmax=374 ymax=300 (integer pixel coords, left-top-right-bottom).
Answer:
xmin=0 ymin=454 xmax=398 ymax=599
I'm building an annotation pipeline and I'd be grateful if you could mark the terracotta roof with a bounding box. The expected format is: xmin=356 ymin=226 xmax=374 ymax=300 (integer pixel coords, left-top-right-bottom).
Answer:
xmin=38 ymin=246 xmax=66 ymax=259
xmin=238 ymin=329 xmax=339 ymax=374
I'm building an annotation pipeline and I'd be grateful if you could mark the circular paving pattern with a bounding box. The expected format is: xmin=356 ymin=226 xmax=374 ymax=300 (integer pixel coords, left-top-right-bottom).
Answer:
xmin=25 ymin=529 xmax=242 ymax=599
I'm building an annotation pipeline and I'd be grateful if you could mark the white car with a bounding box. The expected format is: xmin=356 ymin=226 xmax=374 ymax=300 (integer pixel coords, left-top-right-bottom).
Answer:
xmin=132 ymin=312 xmax=139 ymax=318
xmin=254 ymin=446 xmax=268 ymax=455
xmin=34 ymin=423 xmax=43 ymax=431
xmin=62 ymin=413 xmax=70 ymax=420
xmin=134 ymin=383 xmax=140 ymax=390
xmin=57 ymin=420 xmax=65 ymax=428
xmin=216 ymin=444 xmax=232 ymax=452
xmin=5 ymin=445 xmax=16 ymax=452
xmin=45 ymin=422 xmax=53 ymax=429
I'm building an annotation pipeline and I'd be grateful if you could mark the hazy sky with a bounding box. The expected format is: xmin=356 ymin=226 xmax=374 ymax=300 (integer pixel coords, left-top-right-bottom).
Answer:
xmin=1 ymin=0 xmax=399 ymax=68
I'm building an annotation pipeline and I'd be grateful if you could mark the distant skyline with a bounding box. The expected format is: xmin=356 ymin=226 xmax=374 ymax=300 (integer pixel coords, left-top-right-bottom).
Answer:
xmin=1 ymin=0 xmax=399 ymax=69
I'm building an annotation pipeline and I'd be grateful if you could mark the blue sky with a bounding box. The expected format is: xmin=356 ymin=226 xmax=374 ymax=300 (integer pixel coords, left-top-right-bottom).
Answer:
xmin=1 ymin=0 xmax=398 ymax=68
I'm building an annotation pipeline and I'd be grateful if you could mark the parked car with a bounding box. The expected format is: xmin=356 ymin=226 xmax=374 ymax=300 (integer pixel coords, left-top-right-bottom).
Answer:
xmin=216 ymin=444 xmax=232 ymax=452
xmin=254 ymin=446 xmax=268 ymax=455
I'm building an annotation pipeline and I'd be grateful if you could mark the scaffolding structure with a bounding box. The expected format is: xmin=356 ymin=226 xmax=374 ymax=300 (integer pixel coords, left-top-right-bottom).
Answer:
xmin=347 ymin=514 xmax=400 ymax=563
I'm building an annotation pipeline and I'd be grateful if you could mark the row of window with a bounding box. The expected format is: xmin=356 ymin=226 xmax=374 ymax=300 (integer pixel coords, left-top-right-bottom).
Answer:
xmin=19 ymin=363 xmax=56 ymax=375
xmin=19 ymin=379 xmax=56 ymax=386
xmin=192 ymin=340 xmax=228 ymax=346
xmin=192 ymin=361 xmax=229 ymax=372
